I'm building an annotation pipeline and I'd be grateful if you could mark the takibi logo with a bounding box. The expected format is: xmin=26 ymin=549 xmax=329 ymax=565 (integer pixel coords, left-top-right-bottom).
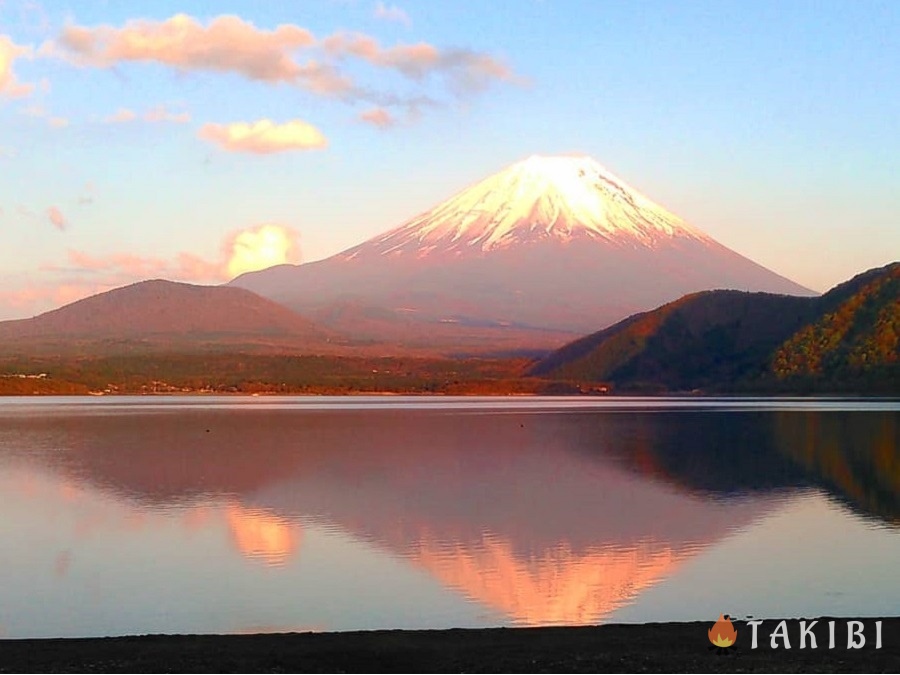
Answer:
xmin=708 ymin=614 xmax=738 ymax=648
xmin=705 ymin=616 xmax=885 ymax=651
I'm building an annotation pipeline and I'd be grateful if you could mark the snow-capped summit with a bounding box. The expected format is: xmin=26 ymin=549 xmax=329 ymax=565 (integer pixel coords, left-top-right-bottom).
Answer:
xmin=231 ymin=155 xmax=815 ymax=345
xmin=342 ymin=155 xmax=710 ymax=259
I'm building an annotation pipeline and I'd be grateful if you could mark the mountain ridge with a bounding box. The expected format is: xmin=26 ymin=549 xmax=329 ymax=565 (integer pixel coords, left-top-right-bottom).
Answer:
xmin=0 ymin=279 xmax=335 ymax=353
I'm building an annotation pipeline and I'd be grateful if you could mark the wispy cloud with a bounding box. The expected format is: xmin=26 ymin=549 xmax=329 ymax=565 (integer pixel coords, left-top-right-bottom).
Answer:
xmin=57 ymin=248 xmax=230 ymax=283
xmin=358 ymin=106 xmax=395 ymax=128
xmin=198 ymin=119 xmax=327 ymax=154
xmin=321 ymin=33 xmax=519 ymax=94
xmin=22 ymin=103 xmax=68 ymax=127
xmin=0 ymin=283 xmax=108 ymax=318
xmin=103 ymin=107 xmax=137 ymax=123
xmin=143 ymin=104 xmax=190 ymax=123
xmin=103 ymin=104 xmax=190 ymax=124
xmin=78 ymin=181 xmax=95 ymax=206
xmin=374 ymin=2 xmax=411 ymax=27
xmin=47 ymin=205 xmax=66 ymax=230
xmin=0 ymin=34 xmax=34 ymax=97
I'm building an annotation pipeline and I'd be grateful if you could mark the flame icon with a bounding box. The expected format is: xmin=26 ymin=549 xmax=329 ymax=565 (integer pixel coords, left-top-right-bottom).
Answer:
xmin=708 ymin=614 xmax=738 ymax=648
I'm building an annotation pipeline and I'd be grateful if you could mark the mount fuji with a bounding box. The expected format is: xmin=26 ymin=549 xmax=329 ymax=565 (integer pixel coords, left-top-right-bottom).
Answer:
xmin=231 ymin=155 xmax=814 ymax=346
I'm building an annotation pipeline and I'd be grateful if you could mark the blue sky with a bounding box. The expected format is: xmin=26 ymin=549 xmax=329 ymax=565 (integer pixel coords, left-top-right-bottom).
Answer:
xmin=0 ymin=0 xmax=897 ymax=319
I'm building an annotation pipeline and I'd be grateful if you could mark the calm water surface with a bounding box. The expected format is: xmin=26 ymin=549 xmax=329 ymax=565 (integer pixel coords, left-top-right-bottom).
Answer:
xmin=0 ymin=396 xmax=898 ymax=638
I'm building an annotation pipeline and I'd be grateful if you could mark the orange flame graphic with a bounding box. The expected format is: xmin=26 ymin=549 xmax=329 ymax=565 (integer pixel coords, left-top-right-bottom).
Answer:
xmin=708 ymin=614 xmax=737 ymax=648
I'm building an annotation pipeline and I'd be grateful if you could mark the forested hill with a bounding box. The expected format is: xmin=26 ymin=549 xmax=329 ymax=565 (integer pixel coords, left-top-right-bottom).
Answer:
xmin=530 ymin=262 xmax=898 ymax=393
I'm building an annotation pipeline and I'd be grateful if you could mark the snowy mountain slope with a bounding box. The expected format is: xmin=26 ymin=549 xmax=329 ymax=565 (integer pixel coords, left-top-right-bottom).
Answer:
xmin=231 ymin=156 xmax=815 ymax=342
xmin=342 ymin=155 xmax=713 ymax=259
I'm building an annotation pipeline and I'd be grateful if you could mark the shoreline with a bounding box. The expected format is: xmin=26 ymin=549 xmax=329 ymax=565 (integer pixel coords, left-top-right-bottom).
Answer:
xmin=3 ymin=391 xmax=899 ymax=398
xmin=2 ymin=619 xmax=898 ymax=673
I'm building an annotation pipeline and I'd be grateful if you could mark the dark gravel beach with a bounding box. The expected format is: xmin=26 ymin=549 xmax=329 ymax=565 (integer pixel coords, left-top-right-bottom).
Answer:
xmin=1 ymin=619 xmax=898 ymax=673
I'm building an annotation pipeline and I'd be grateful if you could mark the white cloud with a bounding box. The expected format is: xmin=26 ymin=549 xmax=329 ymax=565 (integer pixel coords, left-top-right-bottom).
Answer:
xmin=225 ymin=224 xmax=301 ymax=277
xmin=199 ymin=119 xmax=327 ymax=154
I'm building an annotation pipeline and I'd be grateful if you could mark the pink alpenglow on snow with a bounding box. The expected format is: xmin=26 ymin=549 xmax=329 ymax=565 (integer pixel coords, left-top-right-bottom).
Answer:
xmin=231 ymin=155 xmax=816 ymax=336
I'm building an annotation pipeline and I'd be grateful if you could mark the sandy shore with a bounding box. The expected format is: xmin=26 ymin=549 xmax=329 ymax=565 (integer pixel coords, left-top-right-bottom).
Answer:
xmin=1 ymin=619 xmax=898 ymax=673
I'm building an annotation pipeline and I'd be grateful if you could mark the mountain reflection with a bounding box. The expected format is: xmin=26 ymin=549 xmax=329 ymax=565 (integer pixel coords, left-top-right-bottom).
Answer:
xmin=226 ymin=505 xmax=299 ymax=566
xmin=772 ymin=411 xmax=900 ymax=524
xmin=0 ymin=403 xmax=896 ymax=627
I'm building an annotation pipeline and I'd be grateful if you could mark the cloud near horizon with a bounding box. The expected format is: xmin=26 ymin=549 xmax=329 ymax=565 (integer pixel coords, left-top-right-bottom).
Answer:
xmin=0 ymin=283 xmax=110 ymax=317
xmin=53 ymin=223 xmax=300 ymax=283
xmin=226 ymin=224 xmax=301 ymax=278
xmin=0 ymin=34 xmax=34 ymax=97
xmin=1 ymin=224 xmax=302 ymax=319
xmin=199 ymin=119 xmax=327 ymax=153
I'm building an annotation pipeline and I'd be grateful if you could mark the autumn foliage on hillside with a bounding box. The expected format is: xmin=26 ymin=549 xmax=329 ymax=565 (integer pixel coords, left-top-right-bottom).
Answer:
xmin=772 ymin=264 xmax=898 ymax=385
xmin=533 ymin=262 xmax=898 ymax=394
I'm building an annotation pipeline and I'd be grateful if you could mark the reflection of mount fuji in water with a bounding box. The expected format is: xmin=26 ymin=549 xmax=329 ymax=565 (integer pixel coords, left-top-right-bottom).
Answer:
xmin=11 ymin=404 xmax=898 ymax=626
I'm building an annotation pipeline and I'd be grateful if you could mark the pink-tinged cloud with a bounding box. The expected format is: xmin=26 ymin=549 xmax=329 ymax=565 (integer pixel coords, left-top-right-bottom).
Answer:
xmin=0 ymin=35 xmax=33 ymax=97
xmin=65 ymin=250 xmax=169 ymax=278
xmin=374 ymin=2 xmax=411 ymax=27
xmin=359 ymin=106 xmax=395 ymax=128
xmin=104 ymin=107 xmax=137 ymax=123
xmin=46 ymin=224 xmax=299 ymax=286
xmin=144 ymin=104 xmax=190 ymax=123
xmin=48 ymin=206 xmax=66 ymax=230
xmin=48 ymin=14 xmax=519 ymax=105
xmin=0 ymin=223 xmax=301 ymax=318
xmin=56 ymin=250 xmax=229 ymax=287
xmin=199 ymin=119 xmax=327 ymax=154
xmin=175 ymin=252 xmax=223 ymax=280
xmin=0 ymin=283 xmax=109 ymax=317
xmin=53 ymin=14 xmax=351 ymax=95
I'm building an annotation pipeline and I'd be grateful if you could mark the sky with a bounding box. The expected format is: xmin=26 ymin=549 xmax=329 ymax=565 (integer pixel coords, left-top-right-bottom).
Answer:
xmin=0 ymin=0 xmax=897 ymax=320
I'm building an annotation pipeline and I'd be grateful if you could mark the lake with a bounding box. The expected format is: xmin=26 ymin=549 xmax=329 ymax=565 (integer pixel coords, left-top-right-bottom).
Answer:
xmin=0 ymin=396 xmax=898 ymax=638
